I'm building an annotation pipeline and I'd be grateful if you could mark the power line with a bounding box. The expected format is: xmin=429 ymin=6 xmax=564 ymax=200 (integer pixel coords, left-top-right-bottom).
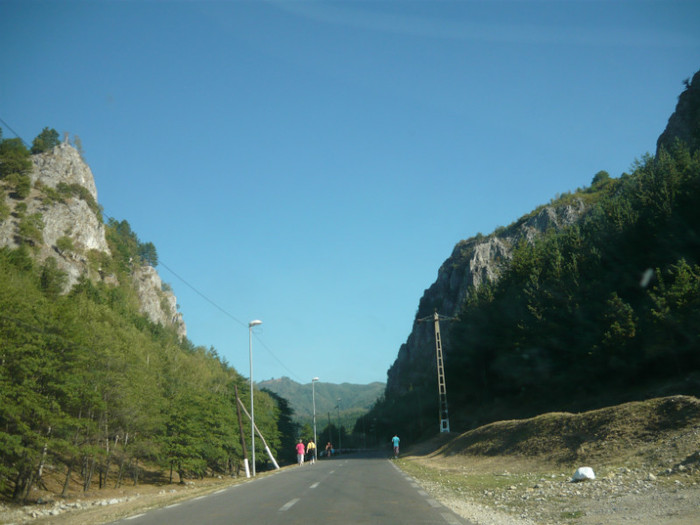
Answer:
xmin=157 ymin=259 xmax=304 ymax=383
xmin=158 ymin=260 xmax=246 ymax=328
xmin=253 ymin=335 xmax=303 ymax=383
xmin=156 ymin=256 xmax=302 ymax=381
xmin=105 ymin=203 xmax=305 ymax=381
xmin=0 ymin=115 xmax=31 ymax=148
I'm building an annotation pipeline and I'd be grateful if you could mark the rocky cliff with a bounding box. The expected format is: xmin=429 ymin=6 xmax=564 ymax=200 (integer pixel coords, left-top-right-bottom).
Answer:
xmin=657 ymin=69 xmax=700 ymax=155
xmin=387 ymin=68 xmax=700 ymax=398
xmin=0 ymin=142 xmax=186 ymax=338
xmin=386 ymin=199 xmax=587 ymax=395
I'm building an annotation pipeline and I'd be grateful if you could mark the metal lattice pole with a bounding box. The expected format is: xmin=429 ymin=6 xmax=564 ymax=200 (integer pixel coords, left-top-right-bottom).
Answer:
xmin=432 ymin=312 xmax=450 ymax=433
xmin=419 ymin=311 xmax=455 ymax=433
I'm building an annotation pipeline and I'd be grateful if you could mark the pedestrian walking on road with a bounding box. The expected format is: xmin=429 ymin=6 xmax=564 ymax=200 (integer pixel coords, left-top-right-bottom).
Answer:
xmin=296 ymin=439 xmax=306 ymax=466
xmin=306 ymin=439 xmax=316 ymax=464
xmin=325 ymin=441 xmax=332 ymax=458
xmin=392 ymin=434 xmax=400 ymax=458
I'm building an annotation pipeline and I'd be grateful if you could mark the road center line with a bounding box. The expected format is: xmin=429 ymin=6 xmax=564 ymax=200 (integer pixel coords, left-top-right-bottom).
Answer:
xmin=310 ymin=482 xmax=320 ymax=489
xmin=279 ymin=498 xmax=300 ymax=512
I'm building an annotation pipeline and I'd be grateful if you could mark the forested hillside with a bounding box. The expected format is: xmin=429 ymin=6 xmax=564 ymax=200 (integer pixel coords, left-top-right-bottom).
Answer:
xmin=363 ymin=70 xmax=700 ymax=443
xmin=0 ymin=130 xmax=289 ymax=502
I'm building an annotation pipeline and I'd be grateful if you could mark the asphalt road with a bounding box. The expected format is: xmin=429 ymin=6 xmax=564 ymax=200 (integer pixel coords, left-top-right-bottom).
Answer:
xmin=110 ymin=452 xmax=472 ymax=525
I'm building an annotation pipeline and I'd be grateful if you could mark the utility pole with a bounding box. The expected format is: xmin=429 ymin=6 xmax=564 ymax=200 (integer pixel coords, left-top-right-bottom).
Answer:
xmin=418 ymin=310 xmax=457 ymax=433
xmin=233 ymin=385 xmax=250 ymax=478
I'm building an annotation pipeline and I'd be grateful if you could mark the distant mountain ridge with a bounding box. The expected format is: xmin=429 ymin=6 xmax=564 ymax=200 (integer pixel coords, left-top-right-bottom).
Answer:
xmin=258 ymin=377 xmax=384 ymax=425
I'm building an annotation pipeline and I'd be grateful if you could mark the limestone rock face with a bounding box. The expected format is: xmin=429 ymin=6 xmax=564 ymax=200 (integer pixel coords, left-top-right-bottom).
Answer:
xmin=33 ymin=142 xmax=99 ymax=201
xmin=0 ymin=143 xmax=186 ymax=339
xmin=132 ymin=265 xmax=186 ymax=338
xmin=386 ymin=199 xmax=587 ymax=395
xmin=32 ymin=144 xmax=110 ymax=267
xmin=0 ymin=144 xmax=108 ymax=289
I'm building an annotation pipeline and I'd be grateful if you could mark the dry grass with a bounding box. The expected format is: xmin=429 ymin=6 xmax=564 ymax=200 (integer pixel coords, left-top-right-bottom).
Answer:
xmin=407 ymin=395 xmax=700 ymax=472
xmin=399 ymin=395 xmax=700 ymax=525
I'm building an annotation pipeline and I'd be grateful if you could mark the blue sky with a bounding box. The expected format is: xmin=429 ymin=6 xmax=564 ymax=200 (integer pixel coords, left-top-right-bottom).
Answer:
xmin=1 ymin=0 xmax=698 ymax=385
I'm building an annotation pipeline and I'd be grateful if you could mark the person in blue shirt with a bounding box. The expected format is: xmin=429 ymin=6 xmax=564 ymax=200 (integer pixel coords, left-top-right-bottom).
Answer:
xmin=392 ymin=434 xmax=400 ymax=458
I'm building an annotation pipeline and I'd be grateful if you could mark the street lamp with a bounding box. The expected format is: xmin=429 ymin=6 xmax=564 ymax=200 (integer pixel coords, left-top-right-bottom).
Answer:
xmin=248 ymin=319 xmax=262 ymax=476
xmin=336 ymin=398 xmax=341 ymax=455
xmin=312 ymin=377 xmax=319 ymax=462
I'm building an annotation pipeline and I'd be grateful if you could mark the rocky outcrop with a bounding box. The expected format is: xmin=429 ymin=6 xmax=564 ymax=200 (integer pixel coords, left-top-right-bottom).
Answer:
xmin=384 ymin=68 xmax=700 ymax=399
xmin=0 ymin=144 xmax=108 ymax=285
xmin=133 ymin=265 xmax=186 ymax=337
xmin=386 ymin=199 xmax=587 ymax=395
xmin=657 ymin=69 xmax=700 ymax=155
xmin=33 ymin=142 xmax=99 ymax=201
xmin=0 ymin=143 xmax=186 ymax=339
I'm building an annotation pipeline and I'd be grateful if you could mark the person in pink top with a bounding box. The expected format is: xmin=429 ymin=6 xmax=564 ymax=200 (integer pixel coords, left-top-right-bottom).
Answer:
xmin=295 ymin=439 xmax=306 ymax=466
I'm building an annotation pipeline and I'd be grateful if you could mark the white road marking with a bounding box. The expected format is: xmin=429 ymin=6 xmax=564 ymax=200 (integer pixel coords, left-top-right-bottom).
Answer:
xmin=310 ymin=482 xmax=320 ymax=489
xmin=418 ymin=490 xmax=429 ymax=496
xmin=427 ymin=498 xmax=442 ymax=508
xmin=126 ymin=514 xmax=145 ymax=520
xmin=279 ymin=498 xmax=300 ymax=511
xmin=441 ymin=511 xmax=462 ymax=524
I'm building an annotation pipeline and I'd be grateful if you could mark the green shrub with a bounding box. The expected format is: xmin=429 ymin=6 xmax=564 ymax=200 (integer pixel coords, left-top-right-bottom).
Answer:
xmin=0 ymin=137 xmax=32 ymax=179
xmin=56 ymin=236 xmax=75 ymax=254
xmin=5 ymin=173 xmax=31 ymax=199
xmin=18 ymin=213 xmax=44 ymax=243
xmin=57 ymin=182 xmax=102 ymax=220
xmin=31 ymin=127 xmax=60 ymax=154
xmin=0 ymin=194 xmax=9 ymax=221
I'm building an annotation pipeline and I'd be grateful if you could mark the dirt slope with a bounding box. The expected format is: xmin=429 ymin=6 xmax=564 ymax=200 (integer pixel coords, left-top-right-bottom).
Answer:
xmin=400 ymin=395 xmax=700 ymax=524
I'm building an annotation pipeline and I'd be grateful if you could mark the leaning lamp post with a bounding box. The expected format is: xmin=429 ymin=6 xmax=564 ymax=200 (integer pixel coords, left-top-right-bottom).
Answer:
xmin=248 ymin=320 xmax=262 ymax=476
xmin=312 ymin=377 xmax=319 ymax=461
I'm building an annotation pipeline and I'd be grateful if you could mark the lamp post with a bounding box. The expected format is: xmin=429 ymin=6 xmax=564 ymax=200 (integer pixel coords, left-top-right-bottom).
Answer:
xmin=248 ymin=319 xmax=262 ymax=476
xmin=336 ymin=398 xmax=341 ymax=455
xmin=312 ymin=377 xmax=319 ymax=462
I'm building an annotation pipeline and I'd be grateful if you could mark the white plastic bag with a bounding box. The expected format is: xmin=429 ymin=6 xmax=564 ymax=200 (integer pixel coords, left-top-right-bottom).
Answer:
xmin=572 ymin=466 xmax=596 ymax=482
